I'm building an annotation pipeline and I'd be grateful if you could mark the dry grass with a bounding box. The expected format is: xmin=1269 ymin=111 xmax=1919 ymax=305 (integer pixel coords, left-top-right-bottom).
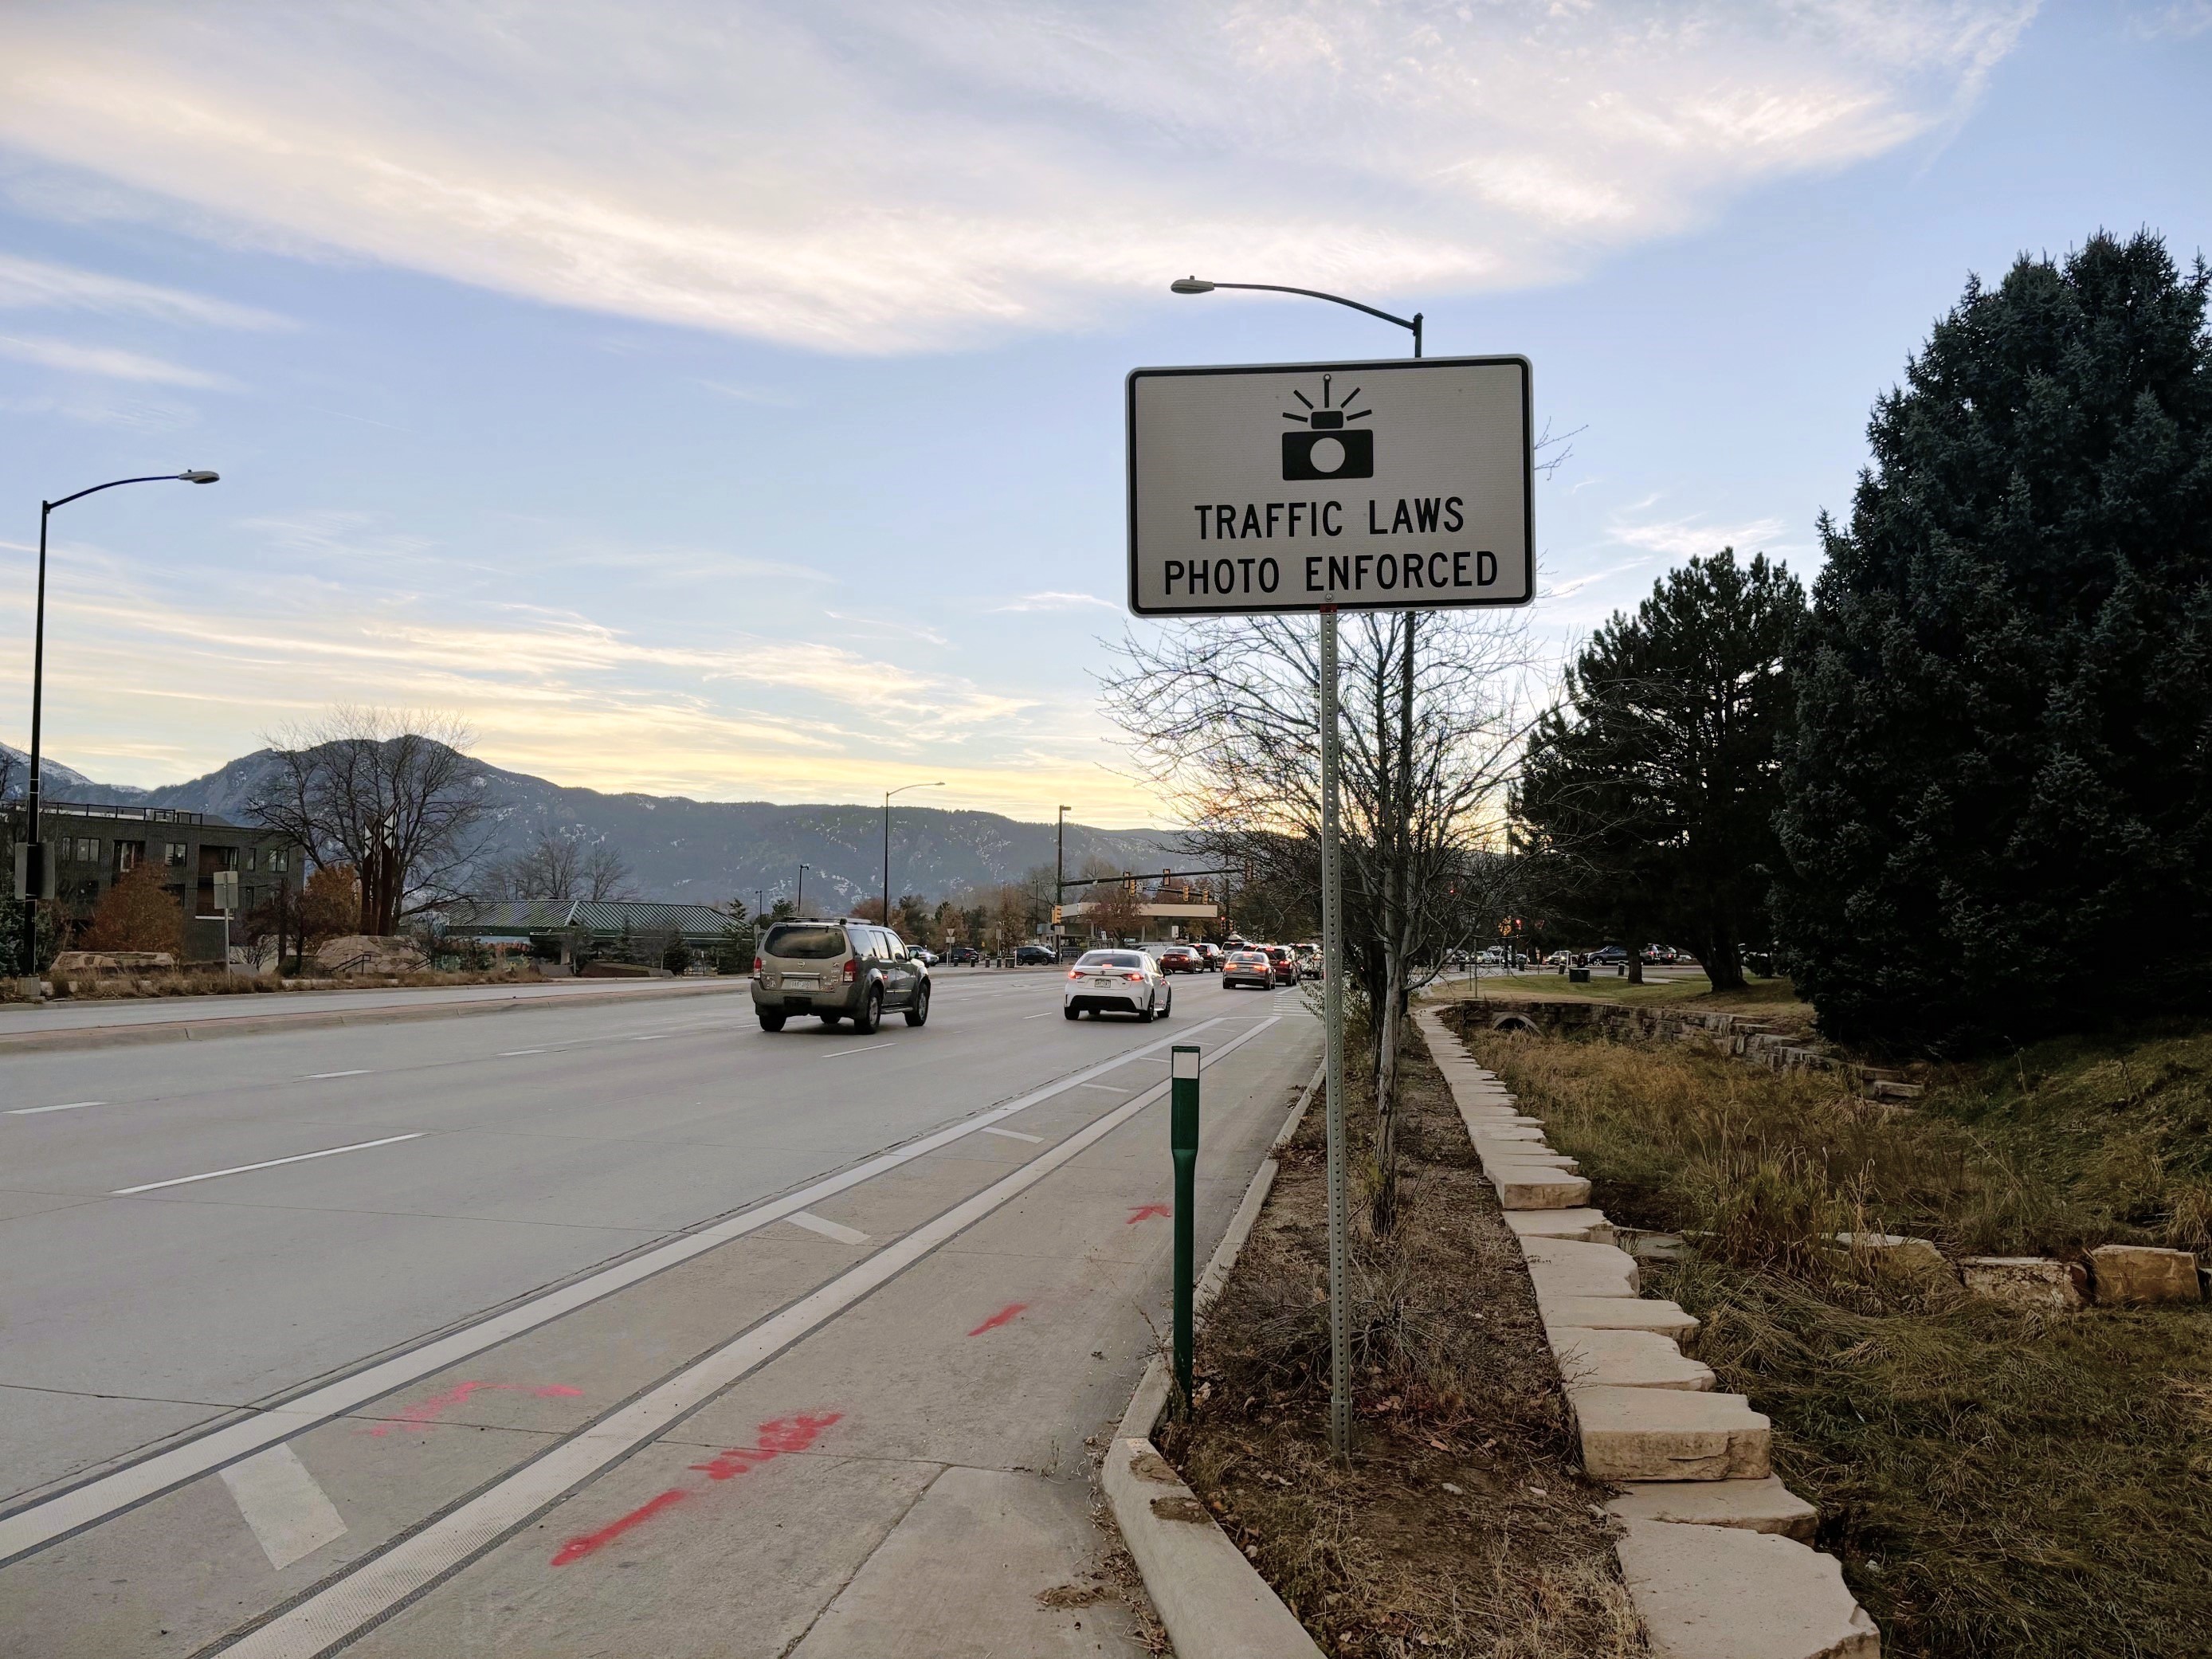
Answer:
xmin=1457 ymin=1014 xmax=2212 ymax=1658
xmin=1441 ymin=972 xmax=1817 ymax=1027
xmin=1157 ymin=1042 xmax=1643 ymax=1658
xmin=18 ymin=966 xmax=547 ymax=1002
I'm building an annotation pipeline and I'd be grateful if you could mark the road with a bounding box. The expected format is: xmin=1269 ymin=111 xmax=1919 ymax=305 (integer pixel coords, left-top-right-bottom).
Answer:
xmin=0 ymin=967 xmax=1318 ymax=1657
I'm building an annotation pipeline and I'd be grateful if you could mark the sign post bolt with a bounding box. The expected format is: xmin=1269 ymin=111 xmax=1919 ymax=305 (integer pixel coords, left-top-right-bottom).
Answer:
xmin=1171 ymin=1044 xmax=1201 ymax=1409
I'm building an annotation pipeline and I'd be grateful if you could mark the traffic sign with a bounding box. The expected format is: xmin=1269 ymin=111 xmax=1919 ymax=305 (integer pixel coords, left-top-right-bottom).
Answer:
xmin=212 ymin=869 xmax=239 ymax=914
xmin=1126 ymin=355 xmax=1533 ymax=616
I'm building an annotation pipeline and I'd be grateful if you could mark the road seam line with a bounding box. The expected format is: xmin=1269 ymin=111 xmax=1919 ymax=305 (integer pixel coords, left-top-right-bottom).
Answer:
xmin=208 ymin=1018 xmax=1281 ymax=1657
xmin=0 ymin=1018 xmax=1231 ymax=1563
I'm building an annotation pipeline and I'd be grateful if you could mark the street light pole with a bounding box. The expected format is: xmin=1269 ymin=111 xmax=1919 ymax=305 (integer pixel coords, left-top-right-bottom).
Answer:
xmin=796 ymin=863 xmax=810 ymax=917
xmin=1056 ymin=805 xmax=1070 ymax=952
xmin=1171 ymin=275 xmax=1424 ymax=1459
xmin=15 ymin=471 xmax=218 ymax=983
xmin=882 ymin=782 xmax=945 ymax=928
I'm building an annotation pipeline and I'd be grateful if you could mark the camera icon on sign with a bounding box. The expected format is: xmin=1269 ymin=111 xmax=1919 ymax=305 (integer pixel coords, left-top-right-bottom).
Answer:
xmin=1281 ymin=374 xmax=1374 ymax=480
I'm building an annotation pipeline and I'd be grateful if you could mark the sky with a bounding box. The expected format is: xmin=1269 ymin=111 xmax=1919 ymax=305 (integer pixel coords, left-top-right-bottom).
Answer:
xmin=0 ymin=1 xmax=2206 ymax=826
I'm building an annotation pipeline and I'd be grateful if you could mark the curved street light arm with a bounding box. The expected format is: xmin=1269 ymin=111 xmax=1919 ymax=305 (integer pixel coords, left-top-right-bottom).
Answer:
xmin=1173 ymin=280 xmax=1422 ymax=355
xmin=45 ymin=472 xmax=217 ymax=512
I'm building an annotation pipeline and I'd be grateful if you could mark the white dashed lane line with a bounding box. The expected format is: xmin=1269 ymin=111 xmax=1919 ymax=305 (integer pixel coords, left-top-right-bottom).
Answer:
xmin=110 ymin=1133 xmax=427 ymax=1196
xmin=300 ymin=1070 xmax=371 ymax=1081
xmin=8 ymin=1100 xmax=104 ymax=1116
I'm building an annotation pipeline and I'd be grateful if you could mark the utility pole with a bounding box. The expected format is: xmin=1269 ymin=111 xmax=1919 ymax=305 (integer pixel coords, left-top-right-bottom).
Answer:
xmin=796 ymin=863 xmax=810 ymax=917
xmin=1056 ymin=804 xmax=1069 ymax=954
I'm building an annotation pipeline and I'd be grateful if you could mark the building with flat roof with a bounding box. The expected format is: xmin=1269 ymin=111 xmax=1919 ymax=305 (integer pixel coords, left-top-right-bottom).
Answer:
xmin=2 ymin=799 xmax=304 ymax=963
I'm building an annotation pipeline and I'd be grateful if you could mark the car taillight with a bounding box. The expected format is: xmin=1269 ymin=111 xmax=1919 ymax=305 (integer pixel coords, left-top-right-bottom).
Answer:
xmin=1123 ymin=970 xmax=1145 ymax=982
xmin=1067 ymin=968 xmax=1082 ymax=980
xmin=842 ymin=958 xmax=857 ymax=983
xmin=751 ymin=955 xmax=763 ymax=974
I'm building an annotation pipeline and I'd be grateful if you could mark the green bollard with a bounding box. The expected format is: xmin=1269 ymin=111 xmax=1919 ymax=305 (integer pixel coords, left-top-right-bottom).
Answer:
xmin=1171 ymin=1044 xmax=1201 ymax=1410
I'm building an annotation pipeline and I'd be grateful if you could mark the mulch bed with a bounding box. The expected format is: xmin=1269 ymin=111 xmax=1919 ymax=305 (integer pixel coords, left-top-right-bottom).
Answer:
xmin=1154 ymin=1031 xmax=1641 ymax=1658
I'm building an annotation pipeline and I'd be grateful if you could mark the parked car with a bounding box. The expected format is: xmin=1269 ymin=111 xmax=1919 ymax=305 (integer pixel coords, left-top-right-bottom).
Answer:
xmin=1014 ymin=943 xmax=1058 ymax=966
xmin=946 ymin=945 xmax=980 ymax=966
xmin=752 ymin=919 xmax=931 ymax=1033
xmin=1063 ymin=949 xmax=1172 ymax=1022
xmin=1221 ymin=948 xmax=1273 ymax=990
xmin=1264 ymin=945 xmax=1298 ymax=986
xmin=1589 ymin=944 xmax=1630 ymax=965
xmin=908 ymin=946 xmax=939 ymax=967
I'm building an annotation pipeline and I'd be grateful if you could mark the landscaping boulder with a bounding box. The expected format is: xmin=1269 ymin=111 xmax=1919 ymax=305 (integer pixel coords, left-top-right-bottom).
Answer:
xmin=1826 ymin=1231 xmax=1954 ymax=1281
xmin=2088 ymin=1245 xmax=2202 ymax=1306
xmin=313 ymin=934 xmax=429 ymax=975
xmin=49 ymin=951 xmax=175 ymax=975
xmin=1960 ymin=1256 xmax=2084 ymax=1311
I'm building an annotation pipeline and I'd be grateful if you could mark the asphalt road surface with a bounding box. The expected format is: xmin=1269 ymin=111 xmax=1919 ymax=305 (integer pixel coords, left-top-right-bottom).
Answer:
xmin=0 ymin=968 xmax=1320 ymax=1657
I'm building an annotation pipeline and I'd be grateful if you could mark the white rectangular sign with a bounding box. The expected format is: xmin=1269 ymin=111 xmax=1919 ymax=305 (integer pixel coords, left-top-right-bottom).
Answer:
xmin=1126 ymin=355 xmax=1532 ymax=616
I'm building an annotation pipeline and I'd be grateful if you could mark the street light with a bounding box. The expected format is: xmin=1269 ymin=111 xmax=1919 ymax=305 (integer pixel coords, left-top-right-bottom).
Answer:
xmin=1055 ymin=804 xmax=1071 ymax=955
xmin=883 ymin=782 xmax=944 ymax=928
xmin=796 ymin=863 xmax=810 ymax=917
xmin=15 ymin=470 xmax=219 ymax=983
xmin=1172 ymin=272 xmax=1423 ymax=1461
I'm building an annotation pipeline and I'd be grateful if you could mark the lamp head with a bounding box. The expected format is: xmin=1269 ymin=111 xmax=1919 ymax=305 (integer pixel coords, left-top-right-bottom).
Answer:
xmin=178 ymin=470 xmax=220 ymax=484
xmin=1169 ymin=277 xmax=1214 ymax=295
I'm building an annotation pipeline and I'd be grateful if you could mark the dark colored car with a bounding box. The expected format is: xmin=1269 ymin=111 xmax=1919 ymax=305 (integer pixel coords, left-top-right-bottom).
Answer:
xmin=946 ymin=945 xmax=980 ymax=966
xmin=1014 ymin=943 xmax=1058 ymax=966
xmin=1195 ymin=942 xmax=1222 ymax=969
xmin=1589 ymin=944 xmax=1630 ymax=965
xmin=1265 ymin=945 xmax=1298 ymax=986
xmin=1222 ymin=948 xmax=1273 ymax=990
xmin=1156 ymin=944 xmax=1201 ymax=974
xmin=751 ymin=919 xmax=931 ymax=1033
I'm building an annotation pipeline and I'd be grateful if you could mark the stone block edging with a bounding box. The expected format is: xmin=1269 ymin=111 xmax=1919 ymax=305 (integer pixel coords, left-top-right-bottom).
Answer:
xmin=1410 ymin=1006 xmax=1884 ymax=1659
xmin=1106 ymin=1059 xmax=1328 ymax=1659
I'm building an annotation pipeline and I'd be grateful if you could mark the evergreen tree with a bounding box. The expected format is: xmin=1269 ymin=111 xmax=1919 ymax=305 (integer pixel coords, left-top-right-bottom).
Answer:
xmin=1516 ymin=550 xmax=1805 ymax=990
xmin=1777 ymin=232 xmax=2212 ymax=1050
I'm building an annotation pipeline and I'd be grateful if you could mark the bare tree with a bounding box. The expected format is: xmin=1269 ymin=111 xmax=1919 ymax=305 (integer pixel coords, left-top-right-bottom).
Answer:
xmin=482 ymin=834 xmax=636 ymax=904
xmin=1103 ymin=610 xmax=1541 ymax=1227
xmin=251 ymin=708 xmax=492 ymax=935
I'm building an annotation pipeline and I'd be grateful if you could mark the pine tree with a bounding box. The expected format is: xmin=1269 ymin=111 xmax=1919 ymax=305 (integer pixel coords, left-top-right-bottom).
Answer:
xmin=1777 ymin=232 xmax=2212 ymax=1050
xmin=1516 ymin=550 xmax=1805 ymax=990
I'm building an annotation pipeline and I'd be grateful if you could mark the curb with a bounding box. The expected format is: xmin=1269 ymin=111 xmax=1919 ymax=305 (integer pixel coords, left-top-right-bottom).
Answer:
xmin=0 ymin=980 xmax=747 ymax=1056
xmin=1105 ymin=1059 xmax=1326 ymax=1659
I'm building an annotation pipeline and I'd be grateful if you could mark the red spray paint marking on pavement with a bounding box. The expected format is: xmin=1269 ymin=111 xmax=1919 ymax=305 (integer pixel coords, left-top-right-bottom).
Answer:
xmin=365 ymin=1380 xmax=584 ymax=1437
xmin=1127 ymin=1203 xmax=1171 ymax=1224
xmin=966 ymin=1302 xmax=1028 ymax=1337
xmin=550 ymin=1411 xmax=841 ymax=1567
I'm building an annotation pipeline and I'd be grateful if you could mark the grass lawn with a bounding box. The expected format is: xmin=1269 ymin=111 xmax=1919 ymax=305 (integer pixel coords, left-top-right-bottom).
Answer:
xmin=1449 ymin=1007 xmax=2212 ymax=1657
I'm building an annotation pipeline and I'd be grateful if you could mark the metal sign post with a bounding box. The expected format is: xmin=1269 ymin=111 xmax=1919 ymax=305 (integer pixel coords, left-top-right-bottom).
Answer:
xmin=213 ymin=869 xmax=239 ymax=975
xmin=1128 ymin=349 xmax=1533 ymax=1459
xmin=1170 ymin=1044 xmax=1202 ymax=1407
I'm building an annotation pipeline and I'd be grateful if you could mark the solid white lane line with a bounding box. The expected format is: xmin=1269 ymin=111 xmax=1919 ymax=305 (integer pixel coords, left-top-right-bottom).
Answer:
xmin=218 ymin=1445 xmax=347 ymax=1571
xmin=300 ymin=1071 xmax=371 ymax=1081
xmin=110 ymin=1135 xmax=426 ymax=1196
xmin=630 ymin=1034 xmax=669 ymax=1041
xmin=980 ymin=1126 xmax=1044 ymax=1143
xmin=9 ymin=1100 xmax=104 ymax=1116
xmin=785 ymin=1211 xmax=870 ymax=1246
xmin=1020 ymin=1012 xmax=1054 ymax=1020
xmin=821 ymin=1043 xmax=896 ymax=1059
xmin=1077 ymin=1083 xmax=1131 ymax=1093
xmin=0 ymin=1018 xmax=1231 ymax=1564
xmin=498 ymin=1049 xmax=546 ymax=1057
xmin=215 ymin=1016 xmax=1283 ymax=1659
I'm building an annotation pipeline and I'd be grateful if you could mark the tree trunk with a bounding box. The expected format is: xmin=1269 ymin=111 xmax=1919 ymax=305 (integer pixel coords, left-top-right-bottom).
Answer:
xmin=1627 ymin=949 xmax=1644 ymax=985
xmin=1371 ymin=950 xmax=1406 ymax=1232
xmin=1704 ymin=931 xmax=1746 ymax=992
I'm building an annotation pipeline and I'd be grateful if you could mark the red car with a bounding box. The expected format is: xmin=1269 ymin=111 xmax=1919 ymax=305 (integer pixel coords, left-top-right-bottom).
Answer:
xmin=1155 ymin=944 xmax=1202 ymax=974
xmin=1265 ymin=945 xmax=1298 ymax=986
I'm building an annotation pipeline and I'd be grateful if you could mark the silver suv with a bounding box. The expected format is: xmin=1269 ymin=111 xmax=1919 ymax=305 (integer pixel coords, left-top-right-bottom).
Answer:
xmin=752 ymin=919 xmax=931 ymax=1033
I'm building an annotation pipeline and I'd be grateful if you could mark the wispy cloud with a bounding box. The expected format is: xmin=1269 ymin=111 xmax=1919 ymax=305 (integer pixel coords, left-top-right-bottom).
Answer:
xmin=991 ymin=591 xmax=1119 ymax=614
xmin=1608 ymin=512 xmax=1790 ymax=560
xmin=0 ymin=253 xmax=292 ymax=329
xmin=0 ymin=2 xmax=2036 ymax=352
xmin=0 ymin=332 xmax=232 ymax=387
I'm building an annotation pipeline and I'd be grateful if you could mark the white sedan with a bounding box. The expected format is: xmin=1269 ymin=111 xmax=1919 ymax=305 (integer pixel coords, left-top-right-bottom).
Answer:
xmin=1063 ymin=949 xmax=1173 ymax=1022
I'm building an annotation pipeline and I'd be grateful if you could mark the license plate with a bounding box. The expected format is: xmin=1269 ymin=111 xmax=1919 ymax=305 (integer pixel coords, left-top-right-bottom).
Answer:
xmin=1092 ymin=978 xmax=1113 ymax=986
xmin=784 ymin=975 xmax=818 ymax=989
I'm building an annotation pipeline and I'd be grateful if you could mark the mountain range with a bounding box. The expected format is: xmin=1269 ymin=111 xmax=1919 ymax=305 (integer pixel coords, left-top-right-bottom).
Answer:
xmin=0 ymin=742 xmax=1190 ymax=908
